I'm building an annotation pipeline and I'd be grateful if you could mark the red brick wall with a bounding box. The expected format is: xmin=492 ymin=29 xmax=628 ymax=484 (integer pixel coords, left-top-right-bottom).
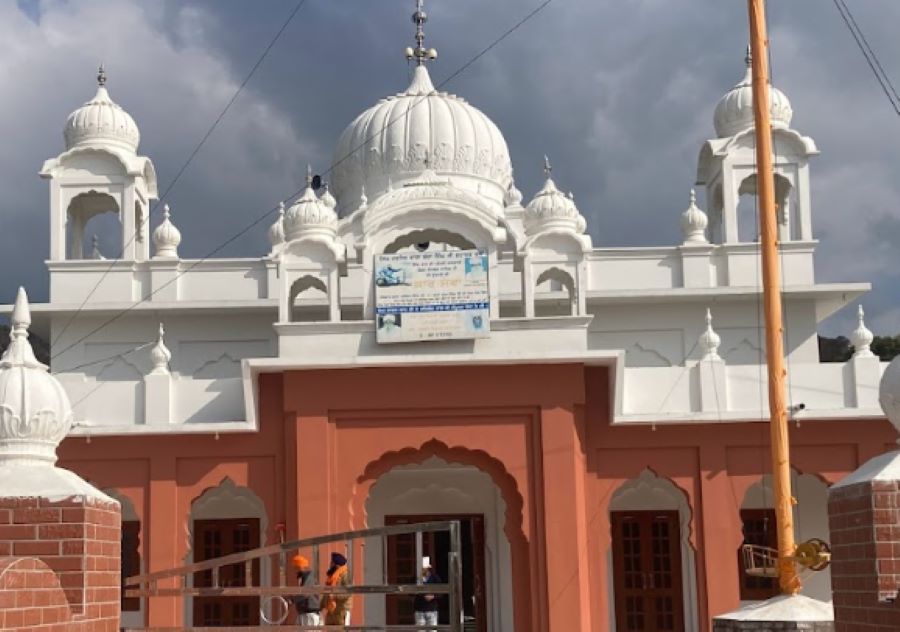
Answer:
xmin=0 ymin=496 xmax=120 ymax=631
xmin=828 ymin=479 xmax=900 ymax=631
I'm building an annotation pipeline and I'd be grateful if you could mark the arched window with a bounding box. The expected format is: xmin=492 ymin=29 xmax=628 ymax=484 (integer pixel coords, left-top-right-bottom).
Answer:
xmin=289 ymin=275 xmax=330 ymax=322
xmin=66 ymin=191 xmax=120 ymax=259
xmin=534 ymin=267 xmax=575 ymax=317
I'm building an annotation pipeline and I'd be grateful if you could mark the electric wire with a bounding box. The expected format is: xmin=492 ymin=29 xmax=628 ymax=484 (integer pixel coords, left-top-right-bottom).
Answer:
xmin=51 ymin=0 xmax=553 ymax=375
xmin=51 ymin=0 xmax=310 ymax=348
xmin=831 ymin=0 xmax=900 ymax=116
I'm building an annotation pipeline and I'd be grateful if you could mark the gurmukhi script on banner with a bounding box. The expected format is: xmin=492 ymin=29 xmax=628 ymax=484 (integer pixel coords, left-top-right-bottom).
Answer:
xmin=374 ymin=249 xmax=490 ymax=343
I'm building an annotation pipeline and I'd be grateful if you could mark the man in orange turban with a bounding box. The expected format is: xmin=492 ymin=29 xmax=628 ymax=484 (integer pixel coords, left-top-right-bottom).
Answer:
xmin=292 ymin=554 xmax=320 ymax=628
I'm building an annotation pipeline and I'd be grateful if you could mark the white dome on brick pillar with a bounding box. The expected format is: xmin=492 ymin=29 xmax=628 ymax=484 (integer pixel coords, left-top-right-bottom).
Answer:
xmin=880 ymin=357 xmax=900 ymax=438
xmin=713 ymin=48 xmax=793 ymax=138
xmin=0 ymin=289 xmax=72 ymax=464
xmin=64 ymin=66 xmax=140 ymax=153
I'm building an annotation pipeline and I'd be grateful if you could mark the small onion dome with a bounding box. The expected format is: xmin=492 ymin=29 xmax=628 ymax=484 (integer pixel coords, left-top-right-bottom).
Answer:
xmin=0 ymin=288 xmax=73 ymax=463
xmin=851 ymin=305 xmax=875 ymax=358
xmin=320 ymin=183 xmax=337 ymax=211
xmin=284 ymin=167 xmax=338 ymax=241
xmin=523 ymin=157 xmax=586 ymax=235
xmin=150 ymin=323 xmax=172 ymax=375
xmin=713 ymin=47 xmax=793 ymax=138
xmin=153 ymin=204 xmax=182 ymax=259
xmin=699 ymin=308 xmax=722 ymax=360
xmin=680 ymin=189 xmax=709 ymax=244
xmin=268 ymin=202 xmax=286 ymax=247
xmin=505 ymin=182 xmax=524 ymax=208
xmin=64 ymin=65 xmax=140 ymax=153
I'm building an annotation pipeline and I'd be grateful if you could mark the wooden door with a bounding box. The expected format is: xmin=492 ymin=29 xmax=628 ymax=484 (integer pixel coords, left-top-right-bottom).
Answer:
xmin=193 ymin=518 xmax=261 ymax=627
xmin=385 ymin=514 xmax=487 ymax=632
xmin=611 ymin=511 xmax=684 ymax=632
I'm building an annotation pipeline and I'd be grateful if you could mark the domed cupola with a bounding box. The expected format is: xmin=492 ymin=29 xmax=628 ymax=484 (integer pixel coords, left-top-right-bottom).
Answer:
xmin=713 ymin=47 xmax=793 ymax=138
xmin=330 ymin=1 xmax=514 ymax=216
xmin=524 ymin=157 xmax=587 ymax=236
xmin=284 ymin=166 xmax=339 ymax=241
xmin=0 ymin=289 xmax=73 ymax=464
xmin=64 ymin=66 xmax=141 ymax=153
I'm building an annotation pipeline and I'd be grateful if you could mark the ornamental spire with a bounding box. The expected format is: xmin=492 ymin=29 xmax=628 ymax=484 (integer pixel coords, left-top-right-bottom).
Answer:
xmin=97 ymin=63 xmax=107 ymax=87
xmin=851 ymin=304 xmax=875 ymax=358
xmin=543 ymin=155 xmax=552 ymax=179
xmin=405 ymin=0 xmax=438 ymax=66
xmin=150 ymin=323 xmax=172 ymax=375
xmin=699 ymin=308 xmax=722 ymax=360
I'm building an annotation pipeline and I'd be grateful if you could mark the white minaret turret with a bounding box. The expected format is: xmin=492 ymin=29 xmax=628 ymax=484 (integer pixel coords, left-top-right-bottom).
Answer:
xmin=42 ymin=67 xmax=158 ymax=267
xmin=699 ymin=308 xmax=722 ymax=360
xmin=680 ymin=189 xmax=709 ymax=245
xmin=851 ymin=305 xmax=875 ymax=358
xmin=153 ymin=204 xmax=182 ymax=259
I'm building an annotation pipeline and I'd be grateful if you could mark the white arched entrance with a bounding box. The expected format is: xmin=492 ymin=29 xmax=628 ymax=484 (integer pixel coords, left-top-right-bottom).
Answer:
xmin=608 ymin=469 xmax=699 ymax=632
xmin=363 ymin=457 xmax=514 ymax=632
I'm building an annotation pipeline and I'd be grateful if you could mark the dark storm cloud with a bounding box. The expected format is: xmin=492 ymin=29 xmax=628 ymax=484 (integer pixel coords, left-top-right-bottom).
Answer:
xmin=0 ymin=0 xmax=898 ymax=336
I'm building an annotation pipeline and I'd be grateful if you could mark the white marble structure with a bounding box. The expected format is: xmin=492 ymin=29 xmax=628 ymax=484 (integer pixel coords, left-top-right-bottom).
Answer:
xmin=0 ymin=37 xmax=887 ymax=438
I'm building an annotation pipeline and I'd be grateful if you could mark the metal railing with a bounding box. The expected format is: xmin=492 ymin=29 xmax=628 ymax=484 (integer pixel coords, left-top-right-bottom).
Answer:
xmin=123 ymin=520 xmax=463 ymax=631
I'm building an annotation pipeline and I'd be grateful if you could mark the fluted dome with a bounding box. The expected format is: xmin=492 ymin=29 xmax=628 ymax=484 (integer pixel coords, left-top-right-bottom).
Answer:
xmin=331 ymin=65 xmax=513 ymax=215
xmin=0 ymin=289 xmax=73 ymax=463
xmin=64 ymin=68 xmax=140 ymax=153
xmin=713 ymin=52 xmax=793 ymax=138
xmin=284 ymin=178 xmax=338 ymax=241
xmin=524 ymin=161 xmax=586 ymax=235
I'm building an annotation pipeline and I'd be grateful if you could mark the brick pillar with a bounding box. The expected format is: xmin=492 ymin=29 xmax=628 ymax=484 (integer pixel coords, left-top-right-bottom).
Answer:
xmin=0 ymin=495 xmax=121 ymax=630
xmin=828 ymin=459 xmax=900 ymax=631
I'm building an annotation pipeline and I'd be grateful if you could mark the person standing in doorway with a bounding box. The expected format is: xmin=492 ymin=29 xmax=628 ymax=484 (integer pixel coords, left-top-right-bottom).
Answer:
xmin=414 ymin=557 xmax=441 ymax=632
xmin=320 ymin=552 xmax=351 ymax=627
xmin=292 ymin=555 xmax=320 ymax=628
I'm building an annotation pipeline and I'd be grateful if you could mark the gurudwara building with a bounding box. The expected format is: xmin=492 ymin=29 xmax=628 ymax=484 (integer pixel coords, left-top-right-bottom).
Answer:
xmin=3 ymin=6 xmax=895 ymax=632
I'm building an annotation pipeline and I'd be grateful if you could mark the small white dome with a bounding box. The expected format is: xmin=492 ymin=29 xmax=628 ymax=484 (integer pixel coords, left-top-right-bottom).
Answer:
xmin=0 ymin=288 xmax=73 ymax=463
xmin=713 ymin=51 xmax=793 ymax=138
xmin=284 ymin=171 xmax=338 ymax=241
xmin=64 ymin=67 xmax=140 ymax=153
xmin=524 ymin=159 xmax=586 ymax=235
xmin=331 ymin=65 xmax=513 ymax=215
xmin=153 ymin=205 xmax=182 ymax=259
xmin=320 ymin=184 xmax=337 ymax=211
xmin=680 ymin=189 xmax=709 ymax=244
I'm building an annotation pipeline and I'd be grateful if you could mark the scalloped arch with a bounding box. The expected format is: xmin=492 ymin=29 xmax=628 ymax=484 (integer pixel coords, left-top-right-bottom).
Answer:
xmin=354 ymin=438 xmax=525 ymax=548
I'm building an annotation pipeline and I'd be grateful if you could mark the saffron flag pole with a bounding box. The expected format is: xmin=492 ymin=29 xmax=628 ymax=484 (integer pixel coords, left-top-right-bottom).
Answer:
xmin=747 ymin=0 xmax=801 ymax=595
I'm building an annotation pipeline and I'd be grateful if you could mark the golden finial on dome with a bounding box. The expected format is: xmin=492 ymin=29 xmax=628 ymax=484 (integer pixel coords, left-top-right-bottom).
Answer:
xmin=404 ymin=0 xmax=438 ymax=66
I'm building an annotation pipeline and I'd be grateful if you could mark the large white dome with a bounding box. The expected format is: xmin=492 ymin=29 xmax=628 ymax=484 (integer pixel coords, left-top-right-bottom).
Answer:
xmin=64 ymin=69 xmax=140 ymax=153
xmin=713 ymin=56 xmax=792 ymax=138
xmin=331 ymin=65 xmax=513 ymax=216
